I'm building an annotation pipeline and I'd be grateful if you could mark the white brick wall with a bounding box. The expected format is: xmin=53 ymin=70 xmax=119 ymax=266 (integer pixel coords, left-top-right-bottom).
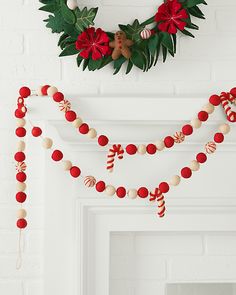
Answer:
xmin=0 ymin=0 xmax=236 ymax=294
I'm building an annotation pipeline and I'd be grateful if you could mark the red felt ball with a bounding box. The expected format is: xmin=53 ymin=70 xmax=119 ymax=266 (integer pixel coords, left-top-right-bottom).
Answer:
xmin=116 ymin=187 xmax=126 ymax=198
xmin=96 ymin=181 xmax=106 ymax=192
xmin=126 ymin=144 xmax=137 ymax=155
xmin=230 ymin=88 xmax=236 ymax=98
xmin=16 ymin=172 xmax=27 ymax=182
xmin=15 ymin=109 xmax=25 ymax=118
xmin=16 ymin=192 xmax=27 ymax=203
xmin=209 ymin=95 xmax=221 ymax=106
xmin=181 ymin=167 xmax=192 ymax=179
xmin=147 ymin=144 xmax=157 ymax=155
xmin=196 ymin=152 xmax=207 ymax=164
xmin=164 ymin=136 xmax=174 ymax=148
xmin=42 ymin=85 xmax=50 ymax=96
xmin=98 ymin=135 xmax=109 ymax=147
xmin=65 ymin=111 xmax=77 ymax=122
xmin=214 ymin=132 xmax=224 ymax=143
xmin=159 ymin=182 xmax=170 ymax=193
xmin=19 ymin=87 xmax=31 ymax=98
xmin=51 ymin=150 xmax=63 ymax=161
xmin=53 ymin=92 xmax=64 ymax=102
xmin=182 ymin=124 xmax=193 ymax=136
xmin=17 ymin=218 xmax=27 ymax=229
xmin=15 ymin=127 xmax=26 ymax=138
xmin=70 ymin=166 xmax=81 ymax=178
xmin=79 ymin=123 xmax=89 ymax=135
xmin=198 ymin=111 xmax=209 ymax=122
xmin=138 ymin=187 xmax=149 ymax=198
xmin=14 ymin=152 xmax=25 ymax=162
xmin=32 ymin=127 xmax=42 ymax=137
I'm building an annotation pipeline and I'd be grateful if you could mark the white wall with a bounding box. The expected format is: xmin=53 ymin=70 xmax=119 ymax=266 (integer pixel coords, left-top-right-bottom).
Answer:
xmin=0 ymin=0 xmax=236 ymax=294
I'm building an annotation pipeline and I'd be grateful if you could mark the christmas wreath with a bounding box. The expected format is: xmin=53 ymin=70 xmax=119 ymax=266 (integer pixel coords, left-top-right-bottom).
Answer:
xmin=39 ymin=0 xmax=207 ymax=74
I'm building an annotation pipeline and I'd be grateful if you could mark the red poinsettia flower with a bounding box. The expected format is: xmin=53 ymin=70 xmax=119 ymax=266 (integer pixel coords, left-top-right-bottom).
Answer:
xmin=154 ymin=0 xmax=188 ymax=34
xmin=76 ymin=27 xmax=110 ymax=60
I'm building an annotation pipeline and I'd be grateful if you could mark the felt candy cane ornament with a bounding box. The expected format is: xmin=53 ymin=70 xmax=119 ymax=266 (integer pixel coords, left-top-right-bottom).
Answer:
xmin=106 ymin=144 xmax=124 ymax=172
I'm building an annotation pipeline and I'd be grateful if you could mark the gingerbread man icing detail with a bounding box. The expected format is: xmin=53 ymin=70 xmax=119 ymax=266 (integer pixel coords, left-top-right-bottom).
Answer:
xmin=109 ymin=31 xmax=134 ymax=60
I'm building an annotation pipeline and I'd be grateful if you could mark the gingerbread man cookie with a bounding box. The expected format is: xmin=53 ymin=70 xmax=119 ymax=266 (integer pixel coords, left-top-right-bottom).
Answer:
xmin=109 ymin=31 xmax=134 ymax=60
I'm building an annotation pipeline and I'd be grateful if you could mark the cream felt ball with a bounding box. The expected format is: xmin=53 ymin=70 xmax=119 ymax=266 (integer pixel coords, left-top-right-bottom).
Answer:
xmin=72 ymin=118 xmax=83 ymax=128
xmin=67 ymin=0 xmax=78 ymax=10
xmin=16 ymin=182 xmax=26 ymax=192
xmin=47 ymin=86 xmax=58 ymax=97
xmin=17 ymin=141 xmax=26 ymax=152
xmin=16 ymin=118 xmax=26 ymax=127
xmin=202 ymin=103 xmax=215 ymax=114
xmin=42 ymin=138 xmax=53 ymax=149
xmin=138 ymin=144 xmax=146 ymax=155
xmin=128 ymin=189 xmax=137 ymax=199
xmin=62 ymin=160 xmax=72 ymax=171
xmin=191 ymin=118 xmax=202 ymax=129
xmin=36 ymin=86 xmax=43 ymax=96
xmin=219 ymin=123 xmax=230 ymax=134
xmin=87 ymin=128 xmax=97 ymax=139
xmin=105 ymin=185 xmax=116 ymax=196
xmin=17 ymin=209 xmax=27 ymax=219
xmin=169 ymin=175 xmax=181 ymax=186
xmin=155 ymin=140 xmax=165 ymax=151
xmin=190 ymin=160 xmax=200 ymax=171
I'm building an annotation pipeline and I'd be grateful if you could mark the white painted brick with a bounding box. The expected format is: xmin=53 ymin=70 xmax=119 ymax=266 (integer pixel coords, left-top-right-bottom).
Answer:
xmin=135 ymin=233 xmax=203 ymax=255
xmin=0 ymin=33 xmax=23 ymax=55
xmin=170 ymin=257 xmax=236 ymax=281
xmin=110 ymin=280 xmax=134 ymax=295
xmin=134 ymin=281 xmax=165 ymax=295
xmin=213 ymin=61 xmax=236 ymax=81
xmin=110 ymin=233 xmax=135 ymax=256
xmin=110 ymin=255 xmax=166 ymax=280
xmin=0 ymin=280 xmax=24 ymax=295
xmin=25 ymin=231 xmax=44 ymax=254
xmin=205 ymin=234 xmax=236 ymax=255
xmin=0 ymin=232 xmax=23 ymax=254
xmin=25 ymin=279 xmax=44 ymax=295
xmin=216 ymin=9 xmax=236 ymax=32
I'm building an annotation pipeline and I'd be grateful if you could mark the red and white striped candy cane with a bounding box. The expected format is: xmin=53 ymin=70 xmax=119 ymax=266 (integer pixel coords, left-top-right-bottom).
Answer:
xmin=150 ymin=188 xmax=166 ymax=218
xmin=220 ymin=92 xmax=236 ymax=122
xmin=106 ymin=144 xmax=124 ymax=172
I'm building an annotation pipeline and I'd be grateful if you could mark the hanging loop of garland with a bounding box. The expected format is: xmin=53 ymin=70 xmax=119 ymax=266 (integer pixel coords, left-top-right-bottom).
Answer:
xmin=39 ymin=0 xmax=207 ymax=74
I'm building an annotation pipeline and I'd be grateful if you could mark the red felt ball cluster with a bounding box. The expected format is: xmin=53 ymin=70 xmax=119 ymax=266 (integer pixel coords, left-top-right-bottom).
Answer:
xmin=198 ymin=111 xmax=209 ymax=122
xmin=16 ymin=192 xmax=27 ymax=203
xmin=116 ymin=187 xmax=126 ymax=198
xmin=98 ymin=135 xmax=109 ymax=147
xmin=164 ymin=136 xmax=174 ymax=148
xmin=214 ymin=133 xmax=224 ymax=143
xmin=209 ymin=95 xmax=221 ymax=106
xmin=182 ymin=124 xmax=193 ymax=136
xmin=159 ymin=182 xmax=169 ymax=193
xmin=138 ymin=187 xmax=149 ymax=198
xmin=42 ymin=85 xmax=50 ymax=96
xmin=15 ymin=109 xmax=25 ymax=118
xmin=147 ymin=144 xmax=157 ymax=155
xmin=16 ymin=127 xmax=26 ymax=138
xmin=32 ymin=127 xmax=42 ymax=137
xmin=15 ymin=152 xmax=25 ymax=162
xmin=17 ymin=218 xmax=27 ymax=229
xmin=65 ymin=111 xmax=77 ymax=122
xmin=51 ymin=150 xmax=63 ymax=161
xmin=126 ymin=144 xmax=137 ymax=155
xmin=53 ymin=92 xmax=64 ymax=102
xmin=16 ymin=172 xmax=27 ymax=182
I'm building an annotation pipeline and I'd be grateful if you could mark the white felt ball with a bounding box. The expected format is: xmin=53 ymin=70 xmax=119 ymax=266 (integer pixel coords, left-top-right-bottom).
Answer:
xmin=169 ymin=175 xmax=181 ymax=186
xmin=16 ymin=182 xmax=26 ymax=192
xmin=128 ymin=189 xmax=137 ymax=199
xmin=87 ymin=128 xmax=97 ymax=139
xmin=189 ymin=160 xmax=200 ymax=171
xmin=155 ymin=140 xmax=165 ymax=151
xmin=36 ymin=86 xmax=43 ymax=96
xmin=47 ymin=86 xmax=58 ymax=97
xmin=138 ymin=144 xmax=146 ymax=155
xmin=202 ymin=103 xmax=215 ymax=114
xmin=16 ymin=118 xmax=26 ymax=127
xmin=63 ymin=160 xmax=72 ymax=171
xmin=219 ymin=123 xmax=230 ymax=135
xmin=191 ymin=118 xmax=202 ymax=129
xmin=105 ymin=185 xmax=116 ymax=196
xmin=72 ymin=118 xmax=83 ymax=128
xmin=67 ymin=0 xmax=78 ymax=10
xmin=42 ymin=138 xmax=53 ymax=149
xmin=17 ymin=209 xmax=27 ymax=219
xmin=17 ymin=141 xmax=26 ymax=152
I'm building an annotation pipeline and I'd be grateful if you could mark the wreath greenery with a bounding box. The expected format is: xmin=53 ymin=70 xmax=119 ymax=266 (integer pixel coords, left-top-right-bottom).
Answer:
xmin=39 ymin=0 xmax=207 ymax=74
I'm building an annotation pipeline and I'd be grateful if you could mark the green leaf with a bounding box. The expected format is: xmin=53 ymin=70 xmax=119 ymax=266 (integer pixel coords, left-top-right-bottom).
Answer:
xmin=98 ymin=55 xmax=113 ymax=69
xmin=58 ymin=33 xmax=69 ymax=47
xmin=162 ymin=45 xmax=168 ymax=62
xmin=77 ymin=55 xmax=83 ymax=67
xmin=188 ymin=6 xmax=205 ymax=19
xmin=59 ymin=43 xmax=78 ymax=56
xmin=119 ymin=19 xmax=144 ymax=43
xmin=148 ymin=34 xmax=160 ymax=56
xmin=181 ymin=29 xmax=195 ymax=38
xmin=161 ymin=32 xmax=174 ymax=54
xmin=83 ymin=59 xmax=89 ymax=71
xmin=113 ymin=56 xmax=126 ymax=74
xmin=60 ymin=0 xmax=76 ymax=24
xmin=75 ymin=7 xmax=98 ymax=33
xmin=126 ymin=61 xmax=133 ymax=74
xmin=88 ymin=59 xmax=103 ymax=71
xmin=185 ymin=0 xmax=207 ymax=8
xmin=131 ymin=50 xmax=145 ymax=70
xmin=39 ymin=4 xmax=58 ymax=13
xmin=45 ymin=12 xmax=66 ymax=33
